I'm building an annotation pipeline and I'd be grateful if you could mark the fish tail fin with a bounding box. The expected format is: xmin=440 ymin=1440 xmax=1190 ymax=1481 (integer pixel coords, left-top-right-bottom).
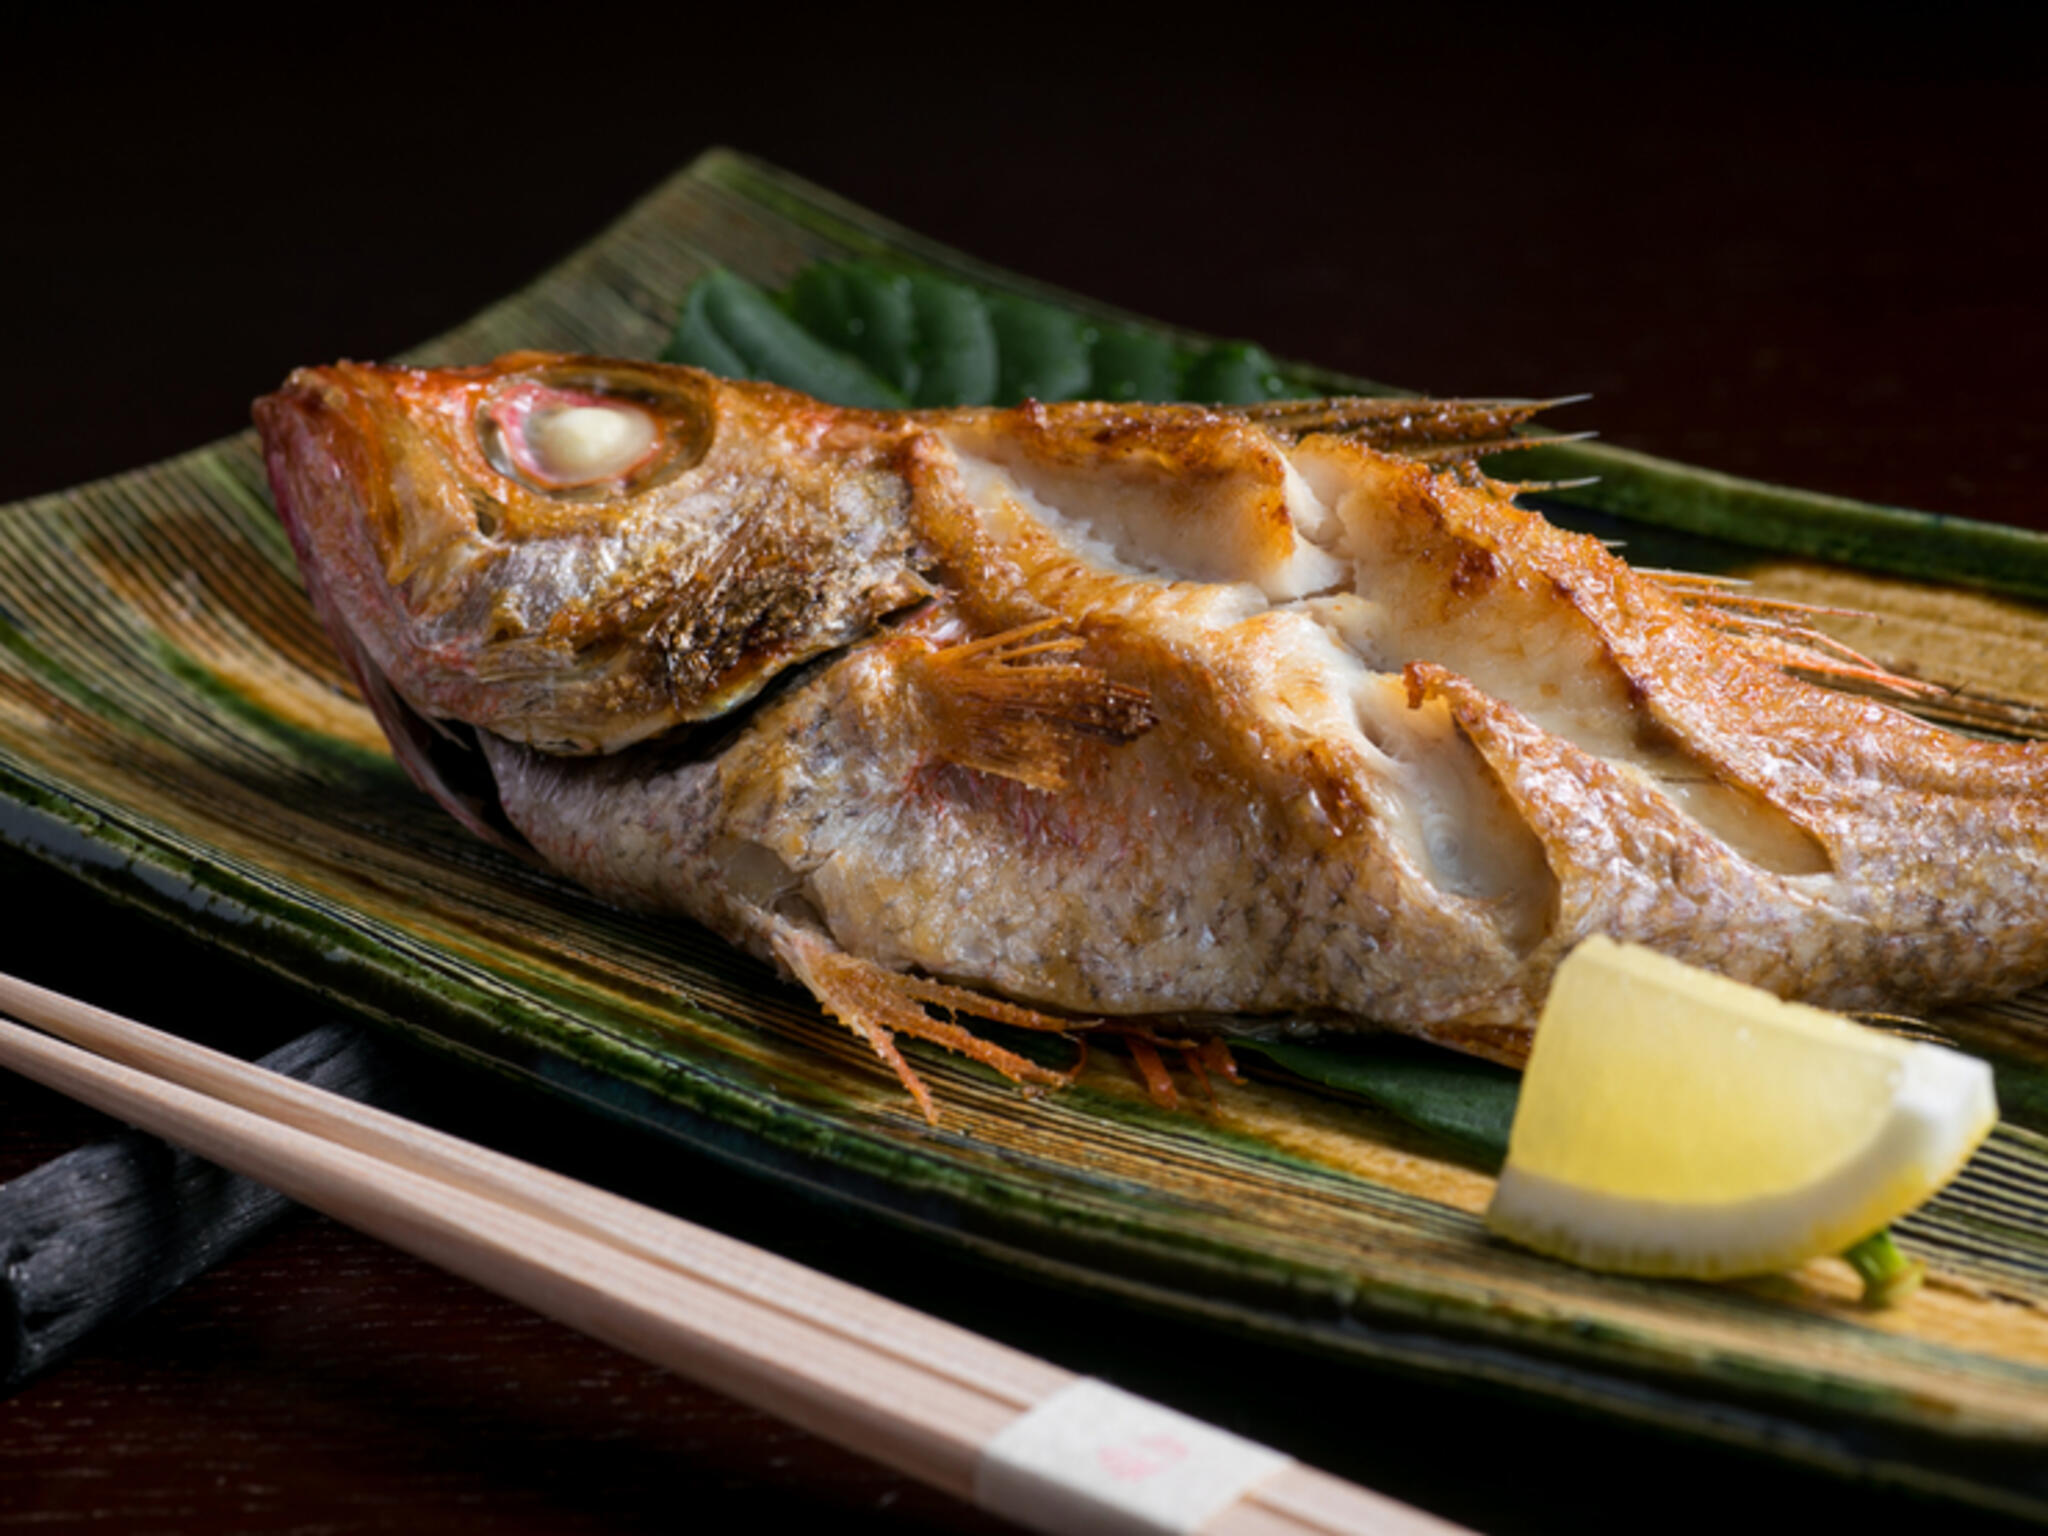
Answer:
xmin=772 ymin=925 xmax=1084 ymax=1123
xmin=905 ymin=620 xmax=1154 ymax=792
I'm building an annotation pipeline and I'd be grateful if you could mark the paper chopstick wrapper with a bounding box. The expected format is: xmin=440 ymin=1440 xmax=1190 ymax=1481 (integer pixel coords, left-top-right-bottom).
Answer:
xmin=976 ymin=1377 xmax=1292 ymax=1535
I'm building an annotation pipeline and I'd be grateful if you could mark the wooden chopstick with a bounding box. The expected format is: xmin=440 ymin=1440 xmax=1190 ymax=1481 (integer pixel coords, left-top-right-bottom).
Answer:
xmin=0 ymin=971 xmax=1465 ymax=1535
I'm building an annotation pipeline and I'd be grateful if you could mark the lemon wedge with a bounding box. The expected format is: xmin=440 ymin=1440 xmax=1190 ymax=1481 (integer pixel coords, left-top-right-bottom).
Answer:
xmin=1485 ymin=937 xmax=1997 ymax=1280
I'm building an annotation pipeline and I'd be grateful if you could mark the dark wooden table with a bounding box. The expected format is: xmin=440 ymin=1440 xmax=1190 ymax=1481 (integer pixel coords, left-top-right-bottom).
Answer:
xmin=2 ymin=16 xmax=2044 ymax=1532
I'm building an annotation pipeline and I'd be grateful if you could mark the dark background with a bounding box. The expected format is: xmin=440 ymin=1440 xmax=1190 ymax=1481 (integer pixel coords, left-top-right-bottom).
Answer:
xmin=4 ymin=12 xmax=2045 ymax=523
xmin=1 ymin=10 xmax=2046 ymax=1533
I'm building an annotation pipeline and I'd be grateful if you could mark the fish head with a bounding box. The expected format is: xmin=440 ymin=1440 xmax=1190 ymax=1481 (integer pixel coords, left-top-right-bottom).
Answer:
xmin=255 ymin=352 xmax=931 ymax=832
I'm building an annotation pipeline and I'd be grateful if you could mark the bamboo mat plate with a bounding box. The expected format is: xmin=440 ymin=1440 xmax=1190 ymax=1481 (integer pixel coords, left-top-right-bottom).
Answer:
xmin=4 ymin=149 xmax=2047 ymax=1521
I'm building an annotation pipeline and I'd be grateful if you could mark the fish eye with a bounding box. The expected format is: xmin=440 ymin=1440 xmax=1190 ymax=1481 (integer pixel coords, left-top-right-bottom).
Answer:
xmin=478 ymin=367 xmax=709 ymax=498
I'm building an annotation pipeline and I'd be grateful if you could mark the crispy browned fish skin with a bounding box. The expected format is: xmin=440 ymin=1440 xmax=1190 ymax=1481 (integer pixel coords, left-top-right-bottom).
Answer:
xmin=257 ymin=352 xmax=2048 ymax=1098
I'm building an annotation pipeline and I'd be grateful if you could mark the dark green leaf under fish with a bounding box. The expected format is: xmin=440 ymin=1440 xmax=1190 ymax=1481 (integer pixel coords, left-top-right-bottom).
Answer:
xmin=1237 ymin=1036 xmax=1519 ymax=1168
xmin=663 ymin=269 xmax=907 ymax=410
xmin=1086 ymin=326 xmax=1183 ymax=402
xmin=664 ymin=263 xmax=1296 ymax=409
xmin=904 ymin=272 xmax=1000 ymax=407
xmin=986 ymin=293 xmax=1096 ymax=405
xmin=786 ymin=262 xmax=922 ymax=399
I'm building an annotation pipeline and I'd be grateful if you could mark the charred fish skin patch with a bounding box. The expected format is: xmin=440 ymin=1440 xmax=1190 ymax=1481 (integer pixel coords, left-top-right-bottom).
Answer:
xmin=258 ymin=354 xmax=2048 ymax=1118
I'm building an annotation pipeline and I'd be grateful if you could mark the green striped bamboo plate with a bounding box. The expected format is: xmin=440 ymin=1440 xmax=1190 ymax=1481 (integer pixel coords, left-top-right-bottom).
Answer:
xmin=5 ymin=148 xmax=2048 ymax=1521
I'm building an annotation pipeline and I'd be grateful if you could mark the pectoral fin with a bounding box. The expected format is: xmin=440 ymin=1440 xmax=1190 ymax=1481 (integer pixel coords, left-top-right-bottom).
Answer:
xmin=905 ymin=621 xmax=1155 ymax=792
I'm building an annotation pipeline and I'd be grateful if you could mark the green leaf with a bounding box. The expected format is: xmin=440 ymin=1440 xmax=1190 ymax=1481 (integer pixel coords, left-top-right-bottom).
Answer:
xmin=1237 ymin=1036 xmax=1520 ymax=1166
xmin=1183 ymin=341 xmax=1288 ymax=405
xmin=905 ymin=272 xmax=1000 ymax=407
xmin=1088 ymin=327 xmax=1183 ymax=403
xmin=986 ymin=293 xmax=1095 ymax=405
xmin=668 ymin=269 xmax=906 ymax=410
xmin=1990 ymin=1055 xmax=2048 ymax=1136
xmin=669 ymin=260 xmax=1309 ymax=415
xmin=659 ymin=280 xmax=748 ymax=377
xmin=787 ymin=262 xmax=922 ymax=399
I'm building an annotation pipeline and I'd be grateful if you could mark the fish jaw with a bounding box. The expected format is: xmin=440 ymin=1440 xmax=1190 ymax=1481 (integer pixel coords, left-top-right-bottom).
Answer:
xmin=254 ymin=355 xmax=935 ymax=758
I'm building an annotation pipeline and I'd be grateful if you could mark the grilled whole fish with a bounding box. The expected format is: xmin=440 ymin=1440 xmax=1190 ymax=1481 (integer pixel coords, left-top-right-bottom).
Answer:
xmin=256 ymin=352 xmax=2048 ymax=1116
